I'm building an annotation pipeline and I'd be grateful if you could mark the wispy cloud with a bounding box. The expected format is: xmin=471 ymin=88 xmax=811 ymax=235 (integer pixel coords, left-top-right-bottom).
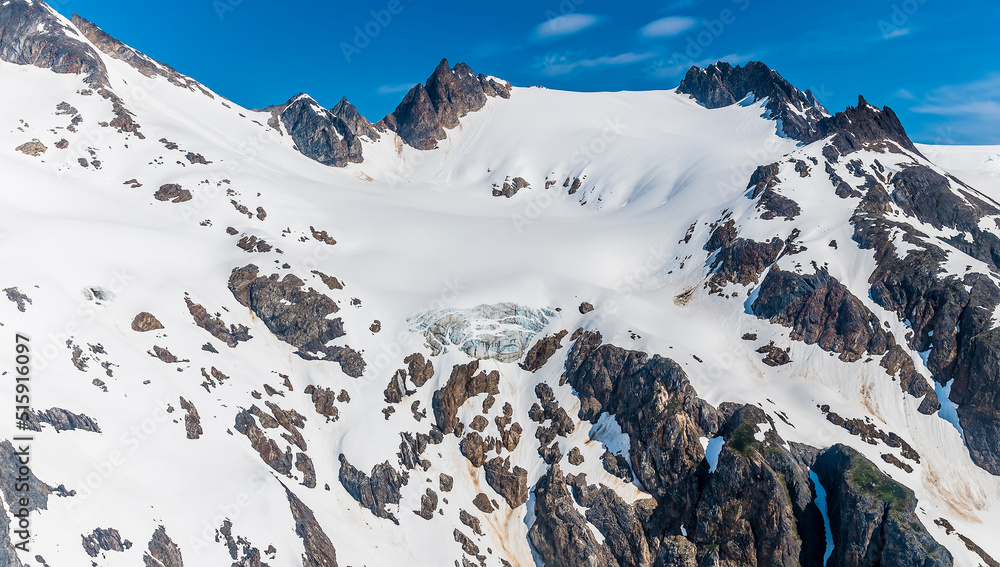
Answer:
xmin=911 ymin=75 xmax=1000 ymax=119
xmin=533 ymin=14 xmax=605 ymax=41
xmin=661 ymin=0 xmax=698 ymax=10
xmin=531 ymin=50 xmax=656 ymax=77
xmin=638 ymin=16 xmax=699 ymax=39
xmin=909 ymin=74 xmax=1000 ymax=144
xmin=644 ymin=53 xmax=754 ymax=81
xmin=883 ymin=27 xmax=912 ymax=39
xmin=376 ymin=82 xmax=418 ymax=95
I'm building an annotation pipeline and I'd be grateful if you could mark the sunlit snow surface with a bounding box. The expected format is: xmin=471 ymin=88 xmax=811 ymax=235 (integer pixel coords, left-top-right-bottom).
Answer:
xmin=0 ymin=7 xmax=998 ymax=564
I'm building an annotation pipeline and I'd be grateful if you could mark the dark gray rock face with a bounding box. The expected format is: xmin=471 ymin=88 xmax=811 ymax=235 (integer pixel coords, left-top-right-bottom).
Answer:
xmin=690 ymin=405 xmax=825 ymax=567
xmin=705 ymin=231 xmax=784 ymax=293
xmin=814 ymin=444 xmax=952 ymax=567
xmin=568 ymin=476 xmax=654 ymax=567
xmin=337 ymin=454 xmax=406 ymax=524
xmin=266 ymin=94 xmax=373 ymax=167
xmin=520 ymin=329 xmax=568 ymax=372
xmin=431 ymin=360 xmax=500 ymax=436
xmin=751 ymin=266 xmax=938 ymax=412
xmin=0 ymin=503 xmax=24 ymax=567
xmin=70 ymin=14 xmax=212 ymax=96
xmin=676 ymin=61 xmax=827 ymax=140
xmin=889 ymin=165 xmax=1000 ymax=270
xmin=82 ymin=527 xmax=130 ymax=557
xmin=382 ymin=59 xmax=511 ymax=150
xmin=185 ymin=298 xmax=252 ymax=348
xmin=228 ymin=265 xmax=365 ymax=377
xmin=0 ymin=441 xmax=56 ymax=513
xmin=331 ymin=96 xmax=380 ymax=141
xmin=234 ymin=409 xmax=293 ymax=475
xmin=551 ymin=334 xmax=952 ymax=565
xmin=24 ymin=407 xmax=101 ymax=433
xmin=285 ymin=487 xmax=339 ymax=567
xmin=563 ymin=331 xmax=719 ymax=535
xmin=143 ymin=526 xmax=183 ymax=567
xmin=846 ymin=160 xmax=1000 ymax=472
xmin=804 ymin=95 xmax=921 ymax=158
xmin=528 ymin=465 xmax=620 ymax=567
xmin=0 ymin=0 xmax=107 ymax=85
xmin=483 ymin=456 xmax=528 ymax=508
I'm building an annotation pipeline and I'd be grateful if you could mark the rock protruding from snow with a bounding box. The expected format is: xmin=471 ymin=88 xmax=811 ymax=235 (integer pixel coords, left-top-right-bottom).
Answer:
xmin=805 ymin=95 xmax=922 ymax=158
xmin=0 ymin=0 xmax=107 ymax=86
xmin=143 ymin=525 xmax=184 ymax=567
xmin=82 ymin=527 xmax=131 ymax=557
xmin=130 ymin=311 xmax=164 ymax=332
xmin=228 ymin=264 xmax=365 ymax=377
xmin=752 ymin=266 xmax=939 ymax=413
xmin=676 ymin=61 xmax=828 ymax=140
xmin=381 ymin=59 xmax=511 ymax=150
xmin=337 ymin=454 xmax=406 ymax=524
xmin=266 ymin=94 xmax=374 ymax=167
xmin=285 ymin=486 xmax=339 ymax=567
xmin=528 ymin=465 xmax=619 ymax=567
xmin=432 ymin=360 xmax=499 ymax=436
xmin=814 ymin=444 xmax=952 ymax=567
xmin=70 ymin=14 xmax=213 ymax=96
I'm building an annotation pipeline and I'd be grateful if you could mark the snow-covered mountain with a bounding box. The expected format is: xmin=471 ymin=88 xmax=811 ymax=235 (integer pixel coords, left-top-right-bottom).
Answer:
xmin=1 ymin=2 xmax=1000 ymax=566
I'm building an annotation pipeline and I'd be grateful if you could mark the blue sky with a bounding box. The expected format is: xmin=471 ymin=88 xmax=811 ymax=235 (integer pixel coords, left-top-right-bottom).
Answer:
xmin=51 ymin=0 xmax=1000 ymax=144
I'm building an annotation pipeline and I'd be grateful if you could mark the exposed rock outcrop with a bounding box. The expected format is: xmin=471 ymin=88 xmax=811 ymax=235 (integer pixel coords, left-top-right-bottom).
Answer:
xmin=528 ymin=465 xmax=619 ymax=567
xmin=677 ymin=61 xmax=828 ymax=140
xmin=185 ymin=298 xmax=252 ymax=348
xmin=520 ymin=329 xmax=568 ymax=372
xmin=228 ymin=265 xmax=365 ymax=377
xmin=0 ymin=0 xmax=107 ymax=85
xmin=814 ymin=444 xmax=952 ymax=567
xmin=337 ymin=454 xmax=406 ymax=523
xmin=752 ymin=266 xmax=938 ymax=412
xmin=82 ymin=527 xmax=130 ymax=557
xmin=265 ymin=94 xmax=370 ymax=167
xmin=131 ymin=311 xmax=164 ymax=332
xmin=381 ymin=59 xmax=511 ymax=150
xmin=804 ymin=95 xmax=922 ymax=158
xmin=143 ymin=525 xmax=183 ymax=567
xmin=285 ymin=486 xmax=339 ymax=566
xmin=432 ymin=360 xmax=500 ymax=435
xmin=71 ymin=14 xmax=212 ymax=95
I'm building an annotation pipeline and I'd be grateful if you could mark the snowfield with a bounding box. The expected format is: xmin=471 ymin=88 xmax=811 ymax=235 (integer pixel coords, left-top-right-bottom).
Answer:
xmin=1 ymin=4 xmax=999 ymax=566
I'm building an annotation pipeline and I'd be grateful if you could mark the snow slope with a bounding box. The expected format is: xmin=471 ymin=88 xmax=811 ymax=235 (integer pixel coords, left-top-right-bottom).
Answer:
xmin=0 ymin=5 xmax=998 ymax=566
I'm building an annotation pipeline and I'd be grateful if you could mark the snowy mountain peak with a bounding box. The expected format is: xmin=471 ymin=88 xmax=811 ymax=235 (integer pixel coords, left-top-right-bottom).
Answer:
xmin=69 ymin=13 xmax=215 ymax=97
xmin=380 ymin=58 xmax=512 ymax=150
xmin=0 ymin=0 xmax=106 ymax=85
xmin=677 ymin=60 xmax=829 ymax=140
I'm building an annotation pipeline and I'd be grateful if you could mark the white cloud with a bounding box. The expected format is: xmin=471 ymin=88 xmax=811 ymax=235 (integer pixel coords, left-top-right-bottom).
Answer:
xmin=892 ymin=88 xmax=916 ymax=100
xmin=644 ymin=53 xmax=754 ymax=80
xmin=376 ymin=83 xmax=418 ymax=95
xmin=532 ymin=50 xmax=656 ymax=77
xmin=662 ymin=0 xmax=698 ymax=9
xmin=533 ymin=14 xmax=604 ymax=41
xmin=883 ymin=27 xmax=911 ymax=39
xmin=638 ymin=16 xmax=698 ymax=39
xmin=909 ymin=74 xmax=1000 ymax=144
xmin=911 ymin=75 xmax=1000 ymax=119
